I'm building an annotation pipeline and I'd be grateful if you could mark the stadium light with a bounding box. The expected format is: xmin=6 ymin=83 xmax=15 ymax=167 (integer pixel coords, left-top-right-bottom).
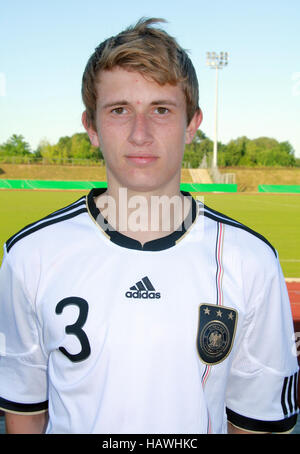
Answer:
xmin=206 ymin=51 xmax=229 ymax=168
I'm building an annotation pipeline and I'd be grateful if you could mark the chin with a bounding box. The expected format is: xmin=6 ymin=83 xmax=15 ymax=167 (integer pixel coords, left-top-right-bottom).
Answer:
xmin=123 ymin=179 xmax=163 ymax=193
xmin=108 ymin=166 xmax=180 ymax=194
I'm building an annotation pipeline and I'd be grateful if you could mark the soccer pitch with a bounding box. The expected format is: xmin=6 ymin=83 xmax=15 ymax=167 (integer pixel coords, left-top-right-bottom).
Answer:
xmin=0 ymin=190 xmax=299 ymax=277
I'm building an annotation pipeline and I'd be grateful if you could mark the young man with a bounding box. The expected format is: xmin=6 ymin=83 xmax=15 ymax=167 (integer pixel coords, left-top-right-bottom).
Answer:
xmin=0 ymin=18 xmax=298 ymax=434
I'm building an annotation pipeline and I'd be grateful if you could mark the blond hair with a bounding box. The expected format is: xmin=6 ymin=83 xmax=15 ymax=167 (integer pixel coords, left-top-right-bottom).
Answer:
xmin=82 ymin=17 xmax=200 ymax=129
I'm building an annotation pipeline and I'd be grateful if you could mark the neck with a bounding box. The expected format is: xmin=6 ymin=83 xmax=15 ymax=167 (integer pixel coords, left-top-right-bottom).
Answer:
xmin=94 ymin=183 xmax=191 ymax=245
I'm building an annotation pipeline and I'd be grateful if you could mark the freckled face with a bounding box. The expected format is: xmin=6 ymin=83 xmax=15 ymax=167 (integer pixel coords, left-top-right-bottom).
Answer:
xmin=85 ymin=67 xmax=201 ymax=194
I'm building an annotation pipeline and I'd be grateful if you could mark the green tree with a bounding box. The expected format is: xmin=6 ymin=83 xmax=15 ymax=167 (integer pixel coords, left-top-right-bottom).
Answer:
xmin=244 ymin=137 xmax=295 ymax=166
xmin=38 ymin=133 xmax=103 ymax=163
xmin=0 ymin=134 xmax=31 ymax=156
xmin=70 ymin=133 xmax=103 ymax=160
xmin=38 ymin=140 xmax=57 ymax=163
xmin=57 ymin=136 xmax=72 ymax=160
xmin=2 ymin=131 xmax=295 ymax=168
xmin=183 ymin=130 xmax=211 ymax=167
xmin=222 ymin=136 xmax=249 ymax=166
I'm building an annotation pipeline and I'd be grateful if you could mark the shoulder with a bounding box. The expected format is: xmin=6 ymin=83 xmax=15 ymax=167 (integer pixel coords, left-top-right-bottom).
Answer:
xmin=5 ymin=195 xmax=88 ymax=257
xmin=197 ymin=201 xmax=279 ymax=288
xmin=199 ymin=201 xmax=277 ymax=260
xmin=198 ymin=202 xmax=289 ymax=320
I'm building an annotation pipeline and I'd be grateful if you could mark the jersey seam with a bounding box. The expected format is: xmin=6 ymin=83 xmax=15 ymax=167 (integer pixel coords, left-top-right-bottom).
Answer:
xmin=236 ymin=253 xmax=288 ymax=377
xmin=6 ymin=202 xmax=87 ymax=253
xmin=0 ymin=393 xmax=48 ymax=409
xmin=245 ymin=304 xmax=291 ymax=377
xmin=231 ymin=327 xmax=292 ymax=378
xmin=0 ymin=407 xmax=48 ymax=415
xmin=226 ymin=406 xmax=298 ymax=422
xmin=229 ymin=364 xmax=293 ymax=379
xmin=227 ymin=419 xmax=296 ymax=434
xmin=0 ymin=395 xmax=48 ymax=414
xmin=4 ymin=253 xmax=48 ymax=363
xmin=203 ymin=204 xmax=277 ymax=258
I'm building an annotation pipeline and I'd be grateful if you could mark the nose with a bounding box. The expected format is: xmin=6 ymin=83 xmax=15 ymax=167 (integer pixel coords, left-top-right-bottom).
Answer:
xmin=128 ymin=113 xmax=153 ymax=146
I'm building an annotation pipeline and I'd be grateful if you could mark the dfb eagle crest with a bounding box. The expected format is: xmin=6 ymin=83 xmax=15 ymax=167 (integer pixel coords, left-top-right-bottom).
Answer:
xmin=196 ymin=304 xmax=238 ymax=365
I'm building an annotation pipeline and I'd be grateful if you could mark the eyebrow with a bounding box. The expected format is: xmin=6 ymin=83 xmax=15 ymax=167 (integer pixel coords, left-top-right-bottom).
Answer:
xmin=150 ymin=100 xmax=178 ymax=107
xmin=102 ymin=100 xmax=129 ymax=108
xmin=102 ymin=99 xmax=179 ymax=108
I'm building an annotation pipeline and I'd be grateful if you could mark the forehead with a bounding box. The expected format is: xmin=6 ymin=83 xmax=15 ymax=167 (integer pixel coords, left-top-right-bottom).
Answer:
xmin=95 ymin=67 xmax=186 ymax=106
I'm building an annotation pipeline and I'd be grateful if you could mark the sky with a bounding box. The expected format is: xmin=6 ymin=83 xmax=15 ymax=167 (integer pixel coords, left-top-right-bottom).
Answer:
xmin=0 ymin=0 xmax=300 ymax=156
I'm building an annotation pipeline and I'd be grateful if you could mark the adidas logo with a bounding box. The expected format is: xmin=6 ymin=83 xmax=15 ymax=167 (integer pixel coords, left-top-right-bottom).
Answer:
xmin=125 ymin=276 xmax=161 ymax=299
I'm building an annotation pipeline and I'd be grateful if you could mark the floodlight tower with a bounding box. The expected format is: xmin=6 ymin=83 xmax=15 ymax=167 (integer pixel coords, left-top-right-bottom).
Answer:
xmin=206 ymin=52 xmax=228 ymax=168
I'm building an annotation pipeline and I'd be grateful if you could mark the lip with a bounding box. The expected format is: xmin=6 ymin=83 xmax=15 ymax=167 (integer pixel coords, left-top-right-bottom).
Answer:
xmin=125 ymin=155 xmax=158 ymax=165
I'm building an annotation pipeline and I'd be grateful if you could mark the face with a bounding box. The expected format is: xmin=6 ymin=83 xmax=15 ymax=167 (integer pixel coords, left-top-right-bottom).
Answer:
xmin=83 ymin=67 xmax=202 ymax=195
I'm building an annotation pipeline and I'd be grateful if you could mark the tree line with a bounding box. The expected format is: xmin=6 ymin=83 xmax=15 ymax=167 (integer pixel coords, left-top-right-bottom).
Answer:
xmin=0 ymin=131 xmax=298 ymax=167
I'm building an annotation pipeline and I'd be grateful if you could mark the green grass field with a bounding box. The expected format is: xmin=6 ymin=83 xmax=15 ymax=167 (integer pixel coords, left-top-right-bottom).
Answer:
xmin=0 ymin=190 xmax=299 ymax=277
xmin=202 ymin=193 xmax=300 ymax=277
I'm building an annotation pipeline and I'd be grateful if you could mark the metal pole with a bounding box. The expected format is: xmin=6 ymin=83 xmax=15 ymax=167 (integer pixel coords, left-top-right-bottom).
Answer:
xmin=213 ymin=65 xmax=219 ymax=168
xmin=206 ymin=51 xmax=228 ymax=170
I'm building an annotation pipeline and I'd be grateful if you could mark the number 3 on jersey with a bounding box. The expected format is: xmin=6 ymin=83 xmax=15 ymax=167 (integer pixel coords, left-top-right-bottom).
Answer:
xmin=55 ymin=297 xmax=91 ymax=362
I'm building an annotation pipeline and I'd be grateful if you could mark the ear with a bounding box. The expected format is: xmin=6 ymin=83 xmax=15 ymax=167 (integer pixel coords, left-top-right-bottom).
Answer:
xmin=185 ymin=108 xmax=203 ymax=144
xmin=82 ymin=111 xmax=100 ymax=147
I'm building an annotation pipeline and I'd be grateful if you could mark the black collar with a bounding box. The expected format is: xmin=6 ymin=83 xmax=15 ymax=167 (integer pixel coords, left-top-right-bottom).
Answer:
xmin=87 ymin=188 xmax=197 ymax=251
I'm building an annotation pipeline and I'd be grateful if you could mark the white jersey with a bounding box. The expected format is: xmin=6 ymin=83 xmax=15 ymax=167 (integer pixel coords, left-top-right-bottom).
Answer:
xmin=0 ymin=189 xmax=298 ymax=434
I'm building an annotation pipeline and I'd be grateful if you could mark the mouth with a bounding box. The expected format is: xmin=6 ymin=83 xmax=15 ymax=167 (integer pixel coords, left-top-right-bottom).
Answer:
xmin=125 ymin=155 xmax=158 ymax=165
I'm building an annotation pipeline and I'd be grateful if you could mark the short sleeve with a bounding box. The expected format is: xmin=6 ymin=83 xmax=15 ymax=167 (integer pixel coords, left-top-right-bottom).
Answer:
xmin=0 ymin=247 xmax=48 ymax=414
xmin=226 ymin=251 xmax=299 ymax=433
